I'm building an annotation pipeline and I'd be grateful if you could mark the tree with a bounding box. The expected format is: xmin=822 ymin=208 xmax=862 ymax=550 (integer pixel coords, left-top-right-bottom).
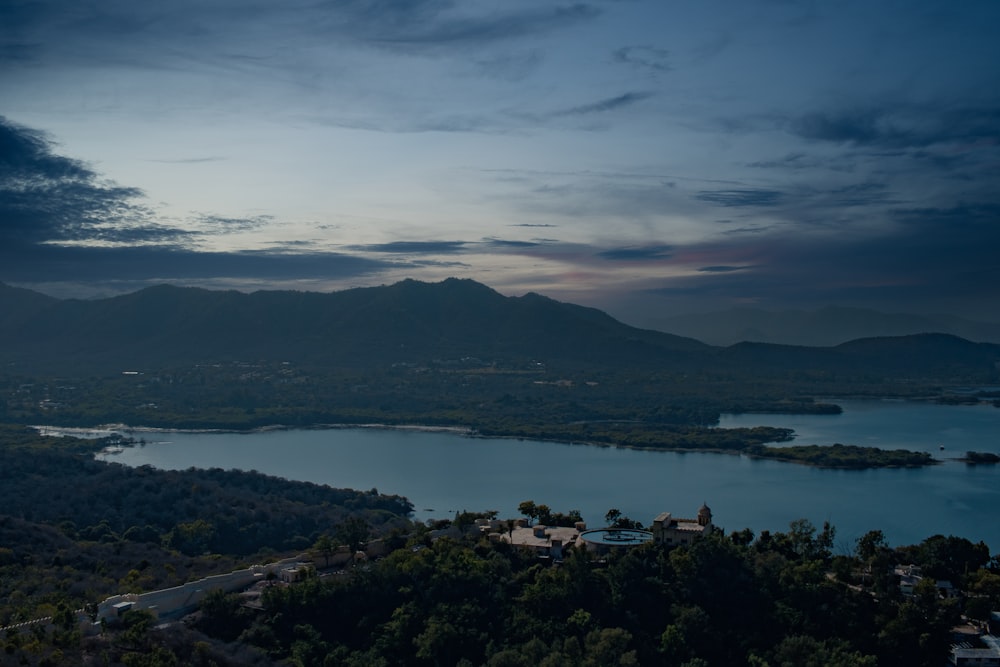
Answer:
xmin=518 ymin=500 xmax=538 ymax=526
xmin=914 ymin=535 xmax=990 ymax=583
xmin=535 ymin=504 xmax=553 ymax=525
xmin=313 ymin=533 xmax=335 ymax=569
xmin=335 ymin=517 xmax=370 ymax=557
xmin=605 ymin=509 xmax=622 ymax=526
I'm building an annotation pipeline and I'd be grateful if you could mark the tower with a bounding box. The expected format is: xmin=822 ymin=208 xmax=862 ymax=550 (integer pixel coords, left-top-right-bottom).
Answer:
xmin=697 ymin=502 xmax=712 ymax=527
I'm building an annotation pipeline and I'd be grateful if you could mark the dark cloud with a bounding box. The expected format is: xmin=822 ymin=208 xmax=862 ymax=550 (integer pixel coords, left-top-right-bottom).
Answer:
xmin=484 ymin=238 xmax=540 ymax=249
xmin=0 ymin=115 xmax=154 ymax=247
xmin=0 ymin=116 xmax=396 ymax=290
xmin=348 ymin=240 xmax=468 ymax=254
xmin=697 ymin=265 xmax=748 ymax=273
xmin=613 ymin=46 xmax=671 ymax=72
xmin=792 ymin=110 xmax=890 ymax=146
xmin=643 ymin=198 xmax=1000 ymax=316
xmin=552 ymin=91 xmax=653 ymax=117
xmin=791 ymin=106 xmax=1000 ymax=150
xmin=695 ymin=189 xmax=783 ymax=207
xmin=597 ymin=245 xmax=672 ymax=261
xmin=2 ymin=245 xmax=395 ymax=284
xmin=721 ymin=226 xmax=772 ymax=235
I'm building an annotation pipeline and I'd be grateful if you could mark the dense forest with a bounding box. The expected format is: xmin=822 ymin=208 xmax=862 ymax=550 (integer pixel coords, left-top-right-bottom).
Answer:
xmin=205 ymin=526 xmax=995 ymax=667
xmin=0 ymin=426 xmax=412 ymax=627
xmin=13 ymin=514 xmax=1000 ymax=667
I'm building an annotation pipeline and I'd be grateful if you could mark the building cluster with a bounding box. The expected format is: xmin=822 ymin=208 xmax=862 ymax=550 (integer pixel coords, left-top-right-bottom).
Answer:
xmin=478 ymin=503 xmax=713 ymax=559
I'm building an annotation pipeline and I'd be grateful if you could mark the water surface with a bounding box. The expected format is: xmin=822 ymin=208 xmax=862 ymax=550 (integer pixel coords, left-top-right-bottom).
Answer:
xmin=96 ymin=400 xmax=1000 ymax=552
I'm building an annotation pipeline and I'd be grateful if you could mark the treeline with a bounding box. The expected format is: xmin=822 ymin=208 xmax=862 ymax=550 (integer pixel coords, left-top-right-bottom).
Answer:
xmin=963 ymin=450 xmax=1000 ymax=464
xmin=476 ymin=422 xmax=794 ymax=452
xmin=0 ymin=358 xmax=953 ymax=436
xmin=162 ymin=521 xmax=996 ymax=666
xmin=746 ymin=443 xmax=936 ymax=468
xmin=0 ymin=425 xmax=414 ymax=625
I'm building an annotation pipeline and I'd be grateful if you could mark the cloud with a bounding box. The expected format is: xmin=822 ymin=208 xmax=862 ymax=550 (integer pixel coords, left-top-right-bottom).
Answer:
xmin=0 ymin=116 xmax=395 ymax=290
xmin=0 ymin=115 xmax=154 ymax=248
xmin=613 ymin=46 xmax=671 ymax=73
xmin=597 ymin=245 xmax=672 ymax=261
xmin=745 ymin=152 xmax=857 ymax=173
xmin=2 ymin=245 xmax=396 ymax=284
xmin=792 ymin=109 xmax=890 ymax=146
xmin=348 ymin=240 xmax=468 ymax=254
xmin=551 ymin=91 xmax=654 ymax=117
xmin=360 ymin=3 xmax=601 ymax=49
xmin=0 ymin=0 xmax=603 ymax=115
xmin=639 ymin=199 xmax=1000 ymax=315
xmin=790 ymin=106 xmax=1000 ymax=151
xmin=147 ymin=156 xmax=227 ymax=164
xmin=195 ymin=214 xmax=275 ymax=234
xmin=484 ymin=238 xmax=541 ymax=249
xmin=695 ymin=189 xmax=784 ymax=207
xmin=697 ymin=265 xmax=749 ymax=273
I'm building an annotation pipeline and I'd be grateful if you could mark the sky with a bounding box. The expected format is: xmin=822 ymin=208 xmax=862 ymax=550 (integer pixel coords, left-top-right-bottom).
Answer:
xmin=2 ymin=0 xmax=999 ymax=325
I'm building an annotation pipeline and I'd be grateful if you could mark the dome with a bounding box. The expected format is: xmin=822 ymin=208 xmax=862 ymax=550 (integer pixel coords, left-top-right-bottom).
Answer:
xmin=697 ymin=503 xmax=712 ymax=526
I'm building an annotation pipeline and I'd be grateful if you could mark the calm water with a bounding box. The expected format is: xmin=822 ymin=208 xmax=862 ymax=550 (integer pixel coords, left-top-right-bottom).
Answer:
xmin=719 ymin=398 xmax=1000 ymax=453
xmin=95 ymin=399 xmax=1000 ymax=552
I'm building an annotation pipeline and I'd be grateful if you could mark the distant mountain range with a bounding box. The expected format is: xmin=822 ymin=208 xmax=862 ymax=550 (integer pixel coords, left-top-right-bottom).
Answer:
xmin=0 ymin=279 xmax=708 ymax=372
xmin=2 ymin=279 xmax=999 ymax=381
xmin=649 ymin=306 xmax=1000 ymax=347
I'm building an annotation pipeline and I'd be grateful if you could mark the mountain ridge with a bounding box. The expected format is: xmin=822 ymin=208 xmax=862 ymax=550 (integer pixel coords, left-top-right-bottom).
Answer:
xmin=0 ymin=278 xmax=710 ymax=372
xmin=647 ymin=305 xmax=1000 ymax=346
xmin=1 ymin=279 xmax=998 ymax=381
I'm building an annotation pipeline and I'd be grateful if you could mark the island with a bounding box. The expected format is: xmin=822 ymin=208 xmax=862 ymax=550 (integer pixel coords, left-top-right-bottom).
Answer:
xmin=745 ymin=443 xmax=936 ymax=468
xmin=961 ymin=450 xmax=1000 ymax=464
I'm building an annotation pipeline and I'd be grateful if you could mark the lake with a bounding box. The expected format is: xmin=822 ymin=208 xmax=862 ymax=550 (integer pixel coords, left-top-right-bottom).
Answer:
xmin=94 ymin=399 xmax=1000 ymax=553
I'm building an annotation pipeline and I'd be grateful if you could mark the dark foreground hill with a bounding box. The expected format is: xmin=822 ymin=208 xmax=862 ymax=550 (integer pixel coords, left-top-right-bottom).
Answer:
xmin=1 ymin=279 xmax=999 ymax=382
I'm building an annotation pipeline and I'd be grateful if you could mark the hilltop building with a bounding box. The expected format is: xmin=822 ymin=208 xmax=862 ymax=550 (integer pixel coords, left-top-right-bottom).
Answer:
xmin=650 ymin=503 xmax=713 ymax=546
xmin=486 ymin=504 xmax=714 ymax=558
xmin=499 ymin=523 xmax=585 ymax=558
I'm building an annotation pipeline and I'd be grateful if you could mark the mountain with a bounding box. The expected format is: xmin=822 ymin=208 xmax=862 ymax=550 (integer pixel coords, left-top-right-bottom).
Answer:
xmin=649 ymin=306 xmax=1000 ymax=347
xmin=1 ymin=279 xmax=998 ymax=381
xmin=720 ymin=333 xmax=1000 ymax=378
xmin=0 ymin=279 xmax=710 ymax=372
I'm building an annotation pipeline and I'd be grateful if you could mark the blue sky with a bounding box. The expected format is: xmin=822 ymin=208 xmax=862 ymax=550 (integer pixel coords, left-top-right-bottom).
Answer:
xmin=2 ymin=0 xmax=999 ymax=324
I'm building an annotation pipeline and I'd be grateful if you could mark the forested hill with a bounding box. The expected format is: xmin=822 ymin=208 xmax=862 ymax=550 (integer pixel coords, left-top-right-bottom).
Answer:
xmin=1 ymin=279 xmax=999 ymax=381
